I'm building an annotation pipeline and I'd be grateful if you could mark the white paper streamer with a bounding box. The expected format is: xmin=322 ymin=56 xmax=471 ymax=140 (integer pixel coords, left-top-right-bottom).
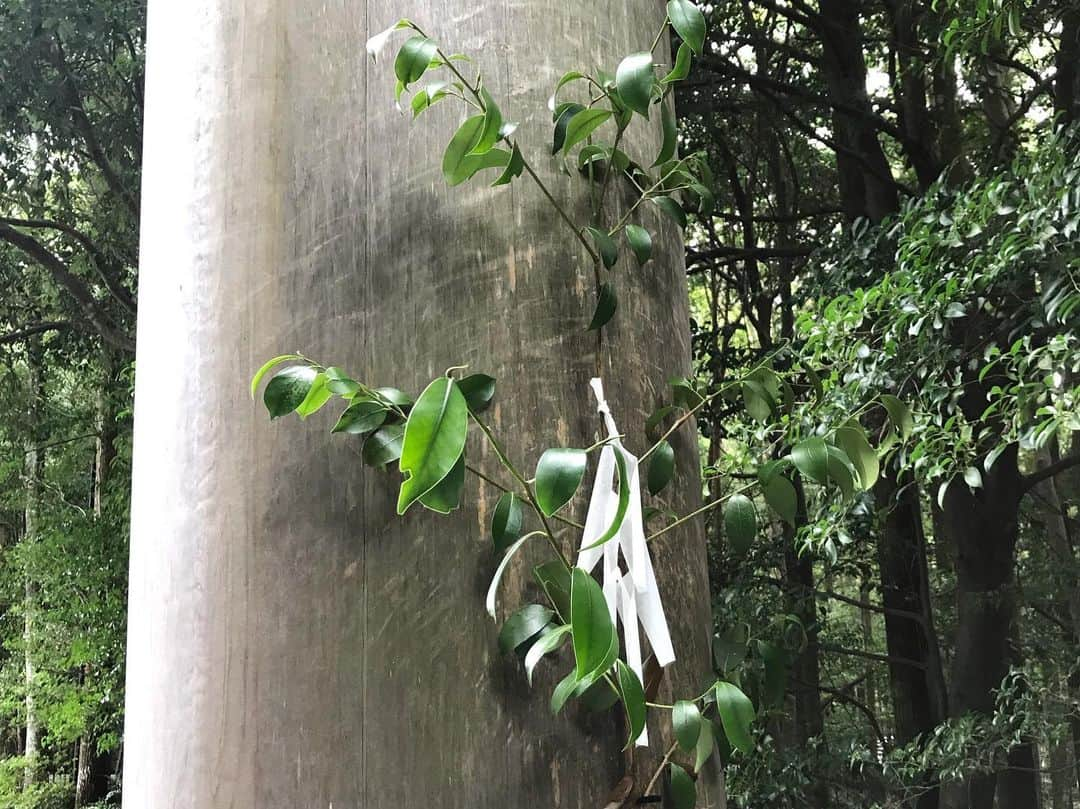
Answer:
xmin=576 ymin=378 xmax=675 ymax=746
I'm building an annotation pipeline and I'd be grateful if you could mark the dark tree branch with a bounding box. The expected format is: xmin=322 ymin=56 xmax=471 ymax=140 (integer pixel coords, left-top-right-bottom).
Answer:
xmin=0 ymin=321 xmax=70 ymax=346
xmin=1022 ymin=453 xmax=1080 ymax=494
xmin=819 ymin=643 xmax=927 ymax=670
xmin=0 ymin=223 xmax=134 ymax=352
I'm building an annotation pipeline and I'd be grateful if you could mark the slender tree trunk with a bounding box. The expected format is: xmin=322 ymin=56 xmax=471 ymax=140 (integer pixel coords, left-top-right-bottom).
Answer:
xmin=124 ymin=2 xmax=718 ymax=807
xmin=1055 ymin=6 xmax=1080 ymax=124
xmin=22 ymin=341 xmax=43 ymax=790
xmin=875 ymin=469 xmax=947 ymax=809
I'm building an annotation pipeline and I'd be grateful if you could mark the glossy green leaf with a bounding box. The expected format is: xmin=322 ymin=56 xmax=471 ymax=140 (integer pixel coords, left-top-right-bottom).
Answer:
xmin=761 ymin=472 xmax=798 ymax=527
xmin=535 ymin=448 xmax=587 ymax=516
xmin=295 ymin=372 xmax=333 ymax=418
xmin=361 ymin=423 xmax=405 ymax=467
xmin=374 ymin=387 xmax=414 ymax=408
xmin=694 ymin=718 xmax=715 ymax=772
xmin=419 ymin=454 xmax=466 ymax=514
xmin=486 ymin=531 xmax=545 ymax=618
xmin=834 ymin=425 xmax=879 ymax=489
xmin=652 ymin=195 xmax=687 ymax=228
xmin=491 ymin=492 xmax=524 ymax=554
xmin=410 ymin=81 xmax=449 ymax=117
xmin=468 ymin=87 xmax=503 ymax=155
xmin=662 ymin=42 xmax=693 ymax=83
xmin=582 ymin=448 xmax=630 ymax=550
xmin=443 ymin=116 xmax=512 ymax=186
xmin=394 ymin=35 xmax=437 ymax=86
xmin=524 ymin=625 xmax=572 ymax=684
xmin=791 ymin=436 xmax=829 ymax=485
xmin=826 ymin=446 xmax=856 ymax=500
xmin=264 ymin=366 xmax=317 ymax=419
xmin=588 ymin=283 xmax=618 ymax=331
xmin=669 ymin=763 xmax=696 ymax=809
xmin=498 ymin=604 xmax=553 ymax=654
xmin=673 ymin=699 xmax=702 ymax=751
xmin=647 ymin=440 xmax=675 ymax=495
xmin=758 ymin=641 xmax=787 ymax=707
xmin=616 ymin=660 xmax=647 ymax=749
xmin=564 ymin=109 xmax=613 ymax=154
xmin=458 ymin=373 xmax=496 ymax=413
xmin=366 ymin=19 xmax=413 ymax=63
xmin=586 ymin=226 xmax=619 ymax=268
xmin=332 ymin=399 xmax=388 ymax=435
xmin=324 ymin=367 xmax=360 ymax=396
xmin=741 ymin=379 xmax=776 ymax=423
xmin=552 ymin=102 xmax=585 ymax=154
xmin=571 ymin=568 xmax=617 ymax=680
xmin=492 ymin=142 xmax=524 ymax=186
xmin=667 ymin=0 xmax=706 ymax=55
xmin=881 ymin=394 xmax=914 ymax=440
xmin=724 ymin=493 xmax=757 ymax=555
xmin=625 ymin=224 xmax=653 ymax=265
xmin=714 ymin=680 xmax=755 ymax=753
xmin=251 ymin=354 xmax=303 ymax=398
xmin=615 ymin=52 xmax=655 ymax=117
xmin=551 ymin=669 xmax=579 ymax=714
xmin=397 ymin=377 xmax=469 ymax=514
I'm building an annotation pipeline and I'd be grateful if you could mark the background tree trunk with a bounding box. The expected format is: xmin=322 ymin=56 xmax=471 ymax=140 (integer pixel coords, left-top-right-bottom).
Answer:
xmin=22 ymin=341 xmax=42 ymax=790
xmin=123 ymin=2 xmax=717 ymax=807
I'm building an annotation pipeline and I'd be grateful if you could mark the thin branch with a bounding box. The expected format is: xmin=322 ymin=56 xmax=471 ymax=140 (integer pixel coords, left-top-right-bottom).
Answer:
xmin=1022 ymin=453 xmax=1080 ymax=493
xmin=819 ymin=643 xmax=926 ymax=670
xmin=0 ymin=321 xmax=70 ymax=346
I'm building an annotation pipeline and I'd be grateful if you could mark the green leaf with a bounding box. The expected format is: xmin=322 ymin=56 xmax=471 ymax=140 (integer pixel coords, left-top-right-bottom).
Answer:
xmin=366 ymin=18 xmax=413 ymax=63
xmin=535 ymin=448 xmax=588 ymax=516
xmin=647 ymin=440 xmax=675 ymax=495
xmin=491 ymin=492 xmax=524 ymax=554
xmin=552 ymin=101 xmax=585 ymax=154
xmin=714 ymin=680 xmax=755 ymax=753
xmin=487 ymin=531 xmax=545 ymax=618
xmin=652 ymin=195 xmax=687 ymax=228
xmin=588 ymin=283 xmax=618 ymax=330
xmin=332 ymin=399 xmax=388 ymax=435
xmin=468 ymin=87 xmax=503 ymax=155
xmin=834 ymin=426 xmax=879 ymax=489
xmin=443 ymin=116 xmax=512 ymax=186
xmin=694 ymin=718 xmax=715 ymax=772
xmin=653 ymin=103 xmax=677 ymax=167
xmin=667 ymin=0 xmax=706 ymax=55
xmin=295 ymin=372 xmax=333 ymax=418
xmin=571 ymin=568 xmax=617 ymax=680
xmin=615 ymin=52 xmax=655 ymax=117
xmin=410 ymin=81 xmax=449 ymax=117
xmin=362 ymin=423 xmax=405 ymax=467
xmin=492 ymin=142 xmax=524 ymax=186
xmin=551 ymin=669 xmax=579 ymax=714
xmin=524 ymin=625 xmax=572 ymax=685
xmin=662 ymin=42 xmax=693 ymax=83
xmin=458 ymin=373 xmax=496 ymax=413
xmin=579 ymin=674 xmax=621 ymax=712
xmin=397 ymin=377 xmax=469 ymax=514
xmin=881 ymin=394 xmax=914 ymax=440
xmin=251 ymin=354 xmax=303 ymax=398
xmin=534 ymin=561 xmax=573 ymax=619
xmin=263 ymin=366 xmax=317 ymax=419
xmin=564 ymin=108 xmax=614 ymax=154
xmin=616 ymin=660 xmax=647 ymax=749
xmin=394 ymin=35 xmax=437 ymax=86
xmin=669 ymin=763 xmax=696 ymax=809
xmin=586 ymin=226 xmax=619 ymax=269
xmin=419 ymin=454 xmax=466 ymax=513
xmin=791 ymin=437 xmax=829 ymax=485
xmin=498 ymin=604 xmax=553 ymax=654
xmin=724 ymin=493 xmax=757 ymax=555
xmin=826 ymin=446 xmax=856 ymax=500
xmin=625 ymin=224 xmax=653 ymax=265
xmin=582 ymin=448 xmax=630 ymax=550
xmin=324 ymin=367 xmax=360 ymax=396
xmin=761 ymin=472 xmax=798 ymax=527
xmin=741 ymin=379 xmax=776 ymax=423
xmin=673 ymin=699 xmax=702 ymax=751
xmin=374 ymin=387 xmax=414 ymax=408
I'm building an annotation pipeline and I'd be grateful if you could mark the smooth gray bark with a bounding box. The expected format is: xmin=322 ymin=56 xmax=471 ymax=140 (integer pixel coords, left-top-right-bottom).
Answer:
xmin=124 ymin=2 xmax=716 ymax=807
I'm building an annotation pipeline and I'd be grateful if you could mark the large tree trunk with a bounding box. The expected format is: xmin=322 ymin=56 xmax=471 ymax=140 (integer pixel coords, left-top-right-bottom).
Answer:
xmin=123 ymin=2 xmax=718 ymax=808
xmin=22 ymin=341 xmax=43 ymax=790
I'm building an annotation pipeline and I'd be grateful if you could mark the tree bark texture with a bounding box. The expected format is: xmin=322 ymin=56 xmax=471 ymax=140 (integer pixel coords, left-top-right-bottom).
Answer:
xmin=124 ymin=2 xmax=716 ymax=808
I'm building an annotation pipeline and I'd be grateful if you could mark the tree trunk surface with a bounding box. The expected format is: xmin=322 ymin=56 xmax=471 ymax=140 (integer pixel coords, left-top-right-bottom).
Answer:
xmin=124 ymin=2 xmax=717 ymax=808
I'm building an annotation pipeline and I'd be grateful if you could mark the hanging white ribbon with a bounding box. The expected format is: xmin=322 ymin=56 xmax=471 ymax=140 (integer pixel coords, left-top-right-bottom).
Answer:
xmin=576 ymin=378 xmax=675 ymax=747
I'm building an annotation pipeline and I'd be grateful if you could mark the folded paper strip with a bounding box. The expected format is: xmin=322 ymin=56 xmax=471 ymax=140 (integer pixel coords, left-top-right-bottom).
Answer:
xmin=576 ymin=378 xmax=675 ymax=746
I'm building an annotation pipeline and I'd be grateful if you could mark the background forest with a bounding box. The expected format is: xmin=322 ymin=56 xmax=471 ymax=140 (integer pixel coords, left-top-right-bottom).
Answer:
xmin=0 ymin=1 xmax=1077 ymax=808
